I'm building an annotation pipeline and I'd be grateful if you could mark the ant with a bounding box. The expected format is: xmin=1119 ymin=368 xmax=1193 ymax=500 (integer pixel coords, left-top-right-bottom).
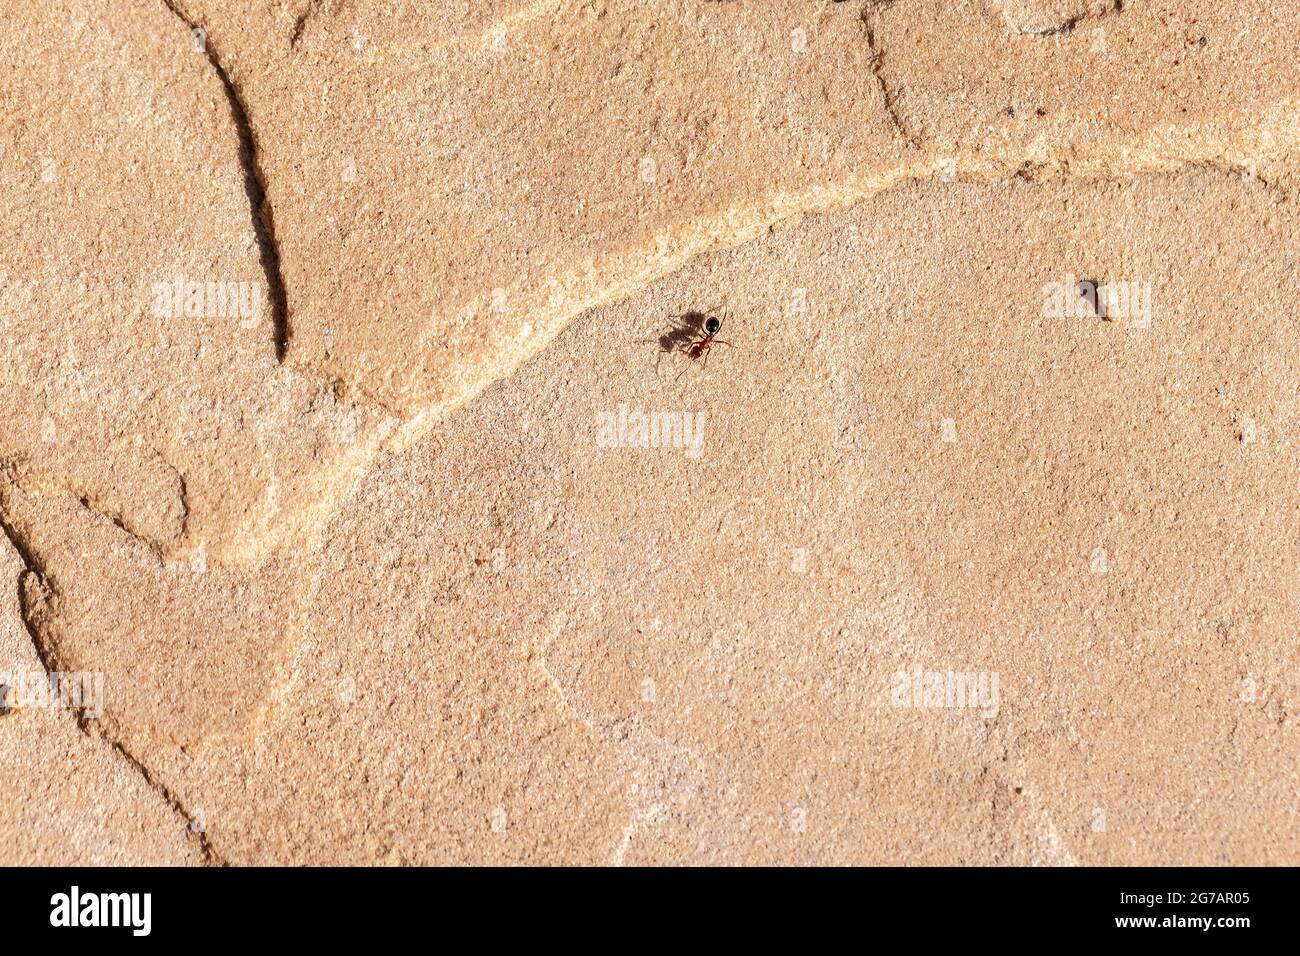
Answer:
xmin=656 ymin=308 xmax=732 ymax=379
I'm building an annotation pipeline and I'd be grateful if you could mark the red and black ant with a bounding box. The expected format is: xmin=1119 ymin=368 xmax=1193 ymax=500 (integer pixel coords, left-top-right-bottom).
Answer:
xmin=655 ymin=308 xmax=733 ymax=379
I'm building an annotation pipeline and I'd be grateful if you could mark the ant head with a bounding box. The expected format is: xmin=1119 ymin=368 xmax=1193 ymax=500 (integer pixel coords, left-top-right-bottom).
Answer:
xmin=704 ymin=316 xmax=722 ymax=334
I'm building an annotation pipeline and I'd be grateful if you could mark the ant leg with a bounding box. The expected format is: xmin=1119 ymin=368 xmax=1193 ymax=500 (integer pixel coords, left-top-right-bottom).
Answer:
xmin=711 ymin=339 xmax=733 ymax=347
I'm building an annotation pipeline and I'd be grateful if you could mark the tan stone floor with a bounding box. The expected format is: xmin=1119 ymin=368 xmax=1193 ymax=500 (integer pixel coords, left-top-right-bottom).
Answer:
xmin=1 ymin=0 xmax=1296 ymax=864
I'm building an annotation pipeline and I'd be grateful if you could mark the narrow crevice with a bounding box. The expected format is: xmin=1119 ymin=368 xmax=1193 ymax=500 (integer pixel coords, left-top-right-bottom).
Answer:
xmin=0 ymin=500 xmax=226 ymax=866
xmin=171 ymin=468 xmax=190 ymax=541
xmin=161 ymin=1 xmax=290 ymax=362
xmin=0 ymin=457 xmax=175 ymax=561
xmin=289 ymin=13 xmax=309 ymax=48
xmin=85 ymin=722 xmax=230 ymax=867
xmin=860 ymin=7 xmax=922 ymax=149
xmin=1023 ymin=0 xmax=1125 ymax=37
xmin=0 ymin=503 xmax=54 ymax=591
xmin=290 ymin=0 xmax=326 ymax=49
xmin=1029 ymin=12 xmax=1090 ymax=37
xmin=154 ymin=449 xmax=191 ymax=541
xmin=74 ymin=494 xmax=168 ymax=563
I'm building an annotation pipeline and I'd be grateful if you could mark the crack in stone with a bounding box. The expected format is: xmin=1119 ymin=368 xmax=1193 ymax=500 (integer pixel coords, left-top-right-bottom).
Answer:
xmin=160 ymin=0 xmax=290 ymax=362
xmin=157 ymin=450 xmax=191 ymax=541
xmin=84 ymin=722 xmax=229 ymax=866
xmin=289 ymin=0 xmax=328 ymax=49
xmin=73 ymin=494 xmax=168 ymax=563
xmin=1018 ymin=0 xmax=1127 ymax=37
xmin=860 ymin=4 xmax=922 ymax=149
xmin=0 ymin=493 xmax=226 ymax=866
xmin=0 ymin=456 xmax=179 ymax=563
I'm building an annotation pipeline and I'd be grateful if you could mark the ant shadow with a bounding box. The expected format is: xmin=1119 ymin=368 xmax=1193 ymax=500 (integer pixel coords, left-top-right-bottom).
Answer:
xmin=657 ymin=310 xmax=708 ymax=352
xmin=649 ymin=309 xmax=712 ymax=374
